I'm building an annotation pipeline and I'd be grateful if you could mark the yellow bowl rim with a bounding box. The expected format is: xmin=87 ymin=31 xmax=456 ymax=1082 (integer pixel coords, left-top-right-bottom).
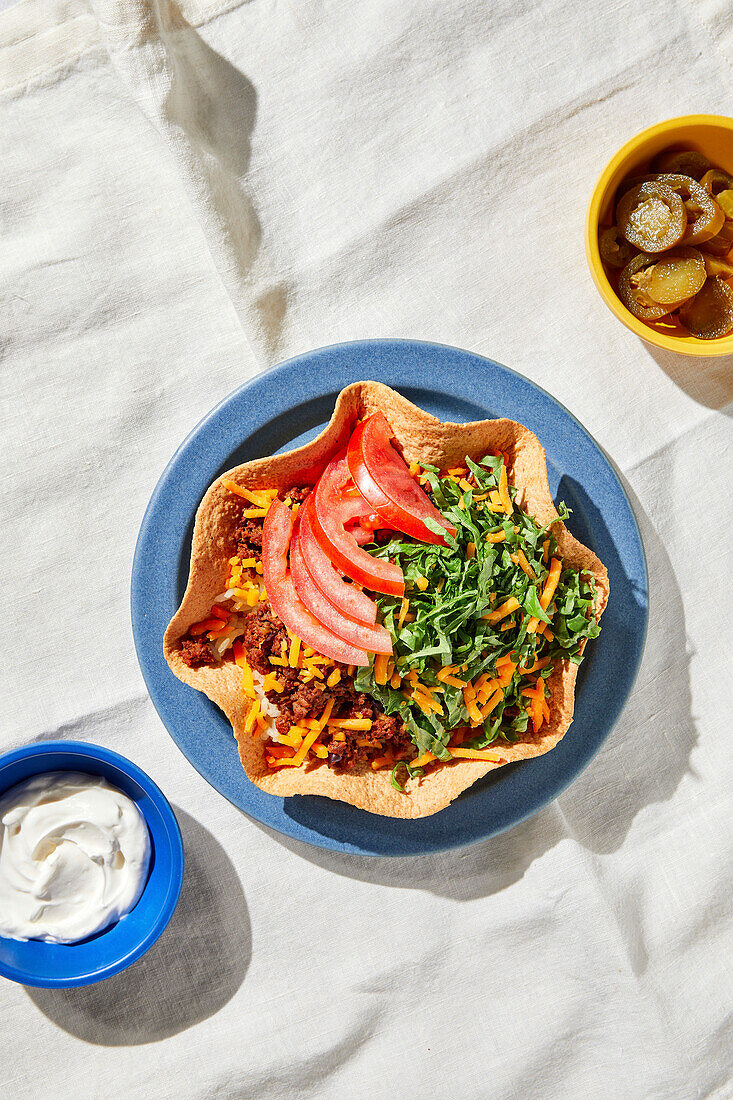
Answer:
xmin=585 ymin=113 xmax=733 ymax=359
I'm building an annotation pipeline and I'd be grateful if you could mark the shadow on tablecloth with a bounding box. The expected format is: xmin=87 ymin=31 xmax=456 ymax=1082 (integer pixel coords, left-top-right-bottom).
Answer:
xmin=25 ymin=808 xmax=250 ymax=1045
xmin=642 ymin=344 xmax=733 ymax=412
xmin=262 ymin=481 xmax=698 ymax=901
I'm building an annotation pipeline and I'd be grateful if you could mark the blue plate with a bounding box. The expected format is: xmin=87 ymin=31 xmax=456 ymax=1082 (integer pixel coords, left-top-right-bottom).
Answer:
xmin=132 ymin=340 xmax=647 ymax=856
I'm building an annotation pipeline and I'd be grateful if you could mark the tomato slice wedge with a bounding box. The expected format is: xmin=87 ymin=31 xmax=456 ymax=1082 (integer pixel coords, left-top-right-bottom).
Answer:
xmin=312 ymin=456 xmax=405 ymax=597
xmin=261 ymin=500 xmax=369 ymax=666
xmin=346 ymin=414 xmax=456 ymax=545
xmin=298 ymin=497 xmax=380 ymax=626
xmin=346 ymin=523 xmax=371 ymax=546
xmin=290 ymin=522 xmax=392 ymax=654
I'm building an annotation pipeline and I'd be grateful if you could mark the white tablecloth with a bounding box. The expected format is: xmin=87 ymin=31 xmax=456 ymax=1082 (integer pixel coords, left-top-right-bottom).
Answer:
xmin=1 ymin=0 xmax=731 ymax=1096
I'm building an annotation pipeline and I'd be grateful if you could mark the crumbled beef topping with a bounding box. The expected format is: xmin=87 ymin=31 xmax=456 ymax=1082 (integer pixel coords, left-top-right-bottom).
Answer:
xmin=323 ymin=736 xmax=357 ymax=771
xmin=233 ymin=600 xmax=414 ymax=772
xmin=234 ymin=517 xmax=263 ymax=562
xmin=277 ymin=485 xmax=312 ymax=504
xmin=232 ymin=488 xmax=308 ymax=561
xmin=179 ymin=634 xmax=216 ymax=668
xmin=238 ymin=603 xmax=288 ymax=675
xmin=371 ymin=713 xmax=412 ymax=752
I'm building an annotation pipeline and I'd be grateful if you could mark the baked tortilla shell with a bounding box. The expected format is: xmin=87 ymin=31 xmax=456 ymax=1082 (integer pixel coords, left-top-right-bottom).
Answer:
xmin=164 ymin=381 xmax=609 ymax=819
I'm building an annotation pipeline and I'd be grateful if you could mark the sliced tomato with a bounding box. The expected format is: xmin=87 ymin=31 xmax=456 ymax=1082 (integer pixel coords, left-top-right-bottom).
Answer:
xmin=346 ymin=523 xmax=372 ymax=546
xmin=312 ymin=456 xmax=405 ymax=597
xmin=290 ymin=522 xmax=392 ymax=654
xmin=298 ymin=496 xmax=379 ymax=625
xmin=329 ymin=484 xmax=384 ymax=537
xmin=347 ymin=414 xmax=456 ymax=545
xmin=261 ymin=500 xmax=369 ymax=666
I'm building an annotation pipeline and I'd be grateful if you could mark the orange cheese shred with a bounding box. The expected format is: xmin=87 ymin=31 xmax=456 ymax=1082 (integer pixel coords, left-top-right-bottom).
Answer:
xmin=479 ymin=687 xmax=504 ymax=719
xmin=316 ymin=698 xmax=335 ymax=731
xmin=449 ymin=747 xmax=503 ymax=761
xmin=462 ymin=686 xmax=483 ymax=726
xmin=482 ymin=596 xmax=520 ymax=624
xmin=243 ymin=699 xmax=260 ymax=735
xmin=374 ymin=653 xmax=391 ymax=685
xmin=516 ymin=549 xmax=536 ymax=580
xmin=540 ymin=558 xmax=562 ymax=610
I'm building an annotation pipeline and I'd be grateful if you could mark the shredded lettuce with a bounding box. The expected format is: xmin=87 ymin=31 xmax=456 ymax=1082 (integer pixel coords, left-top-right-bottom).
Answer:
xmin=390 ymin=759 xmax=426 ymax=792
xmin=360 ymin=455 xmax=601 ymax=757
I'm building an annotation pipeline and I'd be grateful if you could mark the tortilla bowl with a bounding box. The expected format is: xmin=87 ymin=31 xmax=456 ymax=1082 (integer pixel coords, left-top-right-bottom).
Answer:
xmin=164 ymin=382 xmax=609 ymax=819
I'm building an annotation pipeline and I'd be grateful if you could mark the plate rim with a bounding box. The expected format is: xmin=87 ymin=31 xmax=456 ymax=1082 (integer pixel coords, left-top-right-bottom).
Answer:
xmin=131 ymin=338 xmax=648 ymax=856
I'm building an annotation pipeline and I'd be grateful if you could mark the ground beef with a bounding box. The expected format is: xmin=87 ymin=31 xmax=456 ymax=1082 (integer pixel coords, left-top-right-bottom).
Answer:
xmin=258 ymin=650 xmax=414 ymax=771
xmin=234 ymin=517 xmax=264 ymax=561
xmin=179 ymin=634 xmax=216 ymax=668
xmin=371 ymin=713 xmax=414 ymax=755
xmin=322 ymin=693 xmax=414 ymax=771
xmin=324 ymin=737 xmax=358 ymax=771
xmin=232 ymin=487 xmax=309 ymax=561
xmin=273 ymin=681 xmax=329 ymax=733
xmin=239 ymin=603 xmax=288 ymax=675
xmin=277 ymin=485 xmax=311 ymax=504
xmin=328 ymin=676 xmax=372 ymax=710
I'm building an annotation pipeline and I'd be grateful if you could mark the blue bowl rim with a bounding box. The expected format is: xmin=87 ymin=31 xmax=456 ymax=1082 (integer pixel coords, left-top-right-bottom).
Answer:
xmin=0 ymin=740 xmax=184 ymax=988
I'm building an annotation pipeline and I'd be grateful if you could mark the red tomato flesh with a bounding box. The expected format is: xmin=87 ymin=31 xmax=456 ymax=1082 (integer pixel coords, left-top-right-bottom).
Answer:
xmin=346 ymin=523 xmax=372 ymax=546
xmin=346 ymin=414 xmax=456 ymax=545
xmin=261 ymin=500 xmax=369 ymax=666
xmin=298 ymin=498 xmax=379 ymax=625
xmin=312 ymin=456 xmax=405 ymax=597
xmin=290 ymin=521 xmax=392 ymax=654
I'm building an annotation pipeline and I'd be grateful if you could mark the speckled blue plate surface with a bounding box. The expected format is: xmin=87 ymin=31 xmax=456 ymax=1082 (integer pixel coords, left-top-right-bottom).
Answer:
xmin=131 ymin=340 xmax=647 ymax=856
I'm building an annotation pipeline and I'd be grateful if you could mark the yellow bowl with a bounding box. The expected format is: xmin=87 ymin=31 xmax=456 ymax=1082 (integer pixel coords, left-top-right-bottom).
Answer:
xmin=585 ymin=114 xmax=733 ymax=358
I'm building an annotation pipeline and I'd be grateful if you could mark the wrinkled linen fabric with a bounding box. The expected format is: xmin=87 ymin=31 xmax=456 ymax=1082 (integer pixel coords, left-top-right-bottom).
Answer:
xmin=1 ymin=0 xmax=731 ymax=1096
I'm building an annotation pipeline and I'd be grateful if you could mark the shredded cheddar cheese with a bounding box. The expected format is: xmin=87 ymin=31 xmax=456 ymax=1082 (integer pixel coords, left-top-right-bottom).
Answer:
xmin=328 ymin=718 xmax=372 ymax=731
xmin=288 ymin=635 xmax=301 ymax=668
xmin=277 ymin=729 xmax=304 ymax=749
xmin=373 ymin=653 xmax=391 ymax=685
xmin=482 ymin=596 xmax=520 ymax=624
xmin=462 ymin=686 xmax=483 ymax=726
xmin=290 ymin=727 xmax=322 ymax=766
xmin=316 ymin=699 xmax=335 ymax=730
xmin=479 ymin=687 xmax=504 ymax=718
xmin=243 ymin=700 xmax=260 ymax=735
xmin=541 ymin=558 xmax=562 ymax=610
xmin=449 ymin=747 xmax=503 ymax=761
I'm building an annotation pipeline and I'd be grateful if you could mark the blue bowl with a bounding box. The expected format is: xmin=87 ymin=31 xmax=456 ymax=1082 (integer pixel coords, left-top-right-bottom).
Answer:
xmin=0 ymin=741 xmax=184 ymax=988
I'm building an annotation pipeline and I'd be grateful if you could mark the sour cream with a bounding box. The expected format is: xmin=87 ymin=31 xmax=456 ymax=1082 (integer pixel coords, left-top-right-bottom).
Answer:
xmin=0 ymin=771 xmax=151 ymax=944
